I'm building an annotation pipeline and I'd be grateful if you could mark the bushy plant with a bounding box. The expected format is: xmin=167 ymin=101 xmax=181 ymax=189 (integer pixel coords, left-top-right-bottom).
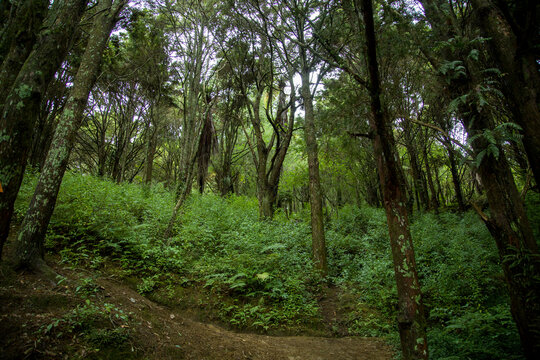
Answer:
xmin=171 ymin=194 xmax=320 ymax=330
xmin=327 ymin=205 xmax=397 ymax=320
xmin=412 ymin=212 xmax=523 ymax=359
xmin=428 ymin=305 xmax=523 ymax=360
xmin=327 ymin=205 xmax=523 ymax=358
xmin=412 ymin=212 xmax=502 ymax=310
xmin=525 ymin=191 xmax=540 ymax=244
xmin=39 ymin=299 xmax=131 ymax=347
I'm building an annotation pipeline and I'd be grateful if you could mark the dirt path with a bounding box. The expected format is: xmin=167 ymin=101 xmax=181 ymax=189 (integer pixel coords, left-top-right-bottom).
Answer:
xmin=1 ymin=245 xmax=393 ymax=360
xmin=96 ymin=275 xmax=392 ymax=360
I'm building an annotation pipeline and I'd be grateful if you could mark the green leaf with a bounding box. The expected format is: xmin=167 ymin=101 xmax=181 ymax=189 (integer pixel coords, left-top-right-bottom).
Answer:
xmin=486 ymin=143 xmax=499 ymax=160
xmin=483 ymin=129 xmax=496 ymax=144
xmin=468 ymin=49 xmax=479 ymax=61
xmin=256 ymin=272 xmax=270 ymax=281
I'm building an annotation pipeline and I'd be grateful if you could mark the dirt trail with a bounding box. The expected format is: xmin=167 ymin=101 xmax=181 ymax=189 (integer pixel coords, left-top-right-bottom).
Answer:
xmin=1 ymin=237 xmax=392 ymax=360
xmin=96 ymin=275 xmax=392 ymax=360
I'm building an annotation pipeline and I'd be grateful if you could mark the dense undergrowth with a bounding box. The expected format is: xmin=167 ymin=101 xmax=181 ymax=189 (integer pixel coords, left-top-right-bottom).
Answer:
xmin=14 ymin=170 xmax=532 ymax=359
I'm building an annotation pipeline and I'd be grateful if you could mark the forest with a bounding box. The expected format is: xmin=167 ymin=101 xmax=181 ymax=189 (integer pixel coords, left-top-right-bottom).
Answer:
xmin=0 ymin=0 xmax=539 ymax=359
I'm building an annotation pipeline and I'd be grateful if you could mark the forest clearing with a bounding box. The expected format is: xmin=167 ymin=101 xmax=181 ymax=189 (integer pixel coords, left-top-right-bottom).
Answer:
xmin=1 ymin=0 xmax=539 ymax=359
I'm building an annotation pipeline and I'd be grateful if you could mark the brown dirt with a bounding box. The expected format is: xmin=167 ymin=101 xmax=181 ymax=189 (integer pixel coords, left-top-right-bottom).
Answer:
xmin=317 ymin=285 xmax=350 ymax=337
xmin=0 ymin=230 xmax=393 ymax=360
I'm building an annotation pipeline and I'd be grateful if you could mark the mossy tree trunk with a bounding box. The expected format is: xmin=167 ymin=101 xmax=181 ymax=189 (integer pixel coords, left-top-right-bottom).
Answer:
xmin=471 ymin=0 xmax=540 ymax=187
xmin=461 ymin=105 xmax=540 ymax=359
xmin=0 ymin=0 xmax=49 ymax=106
xmin=419 ymin=0 xmax=540 ymax=355
xmin=357 ymin=0 xmax=429 ymax=358
xmin=246 ymin=81 xmax=296 ymax=220
xmin=14 ymin=0 xmax=126 ymax=270
xmin=441 ymin=135 xmax=465 ymax=210
xmin=0 ymin=0 xmax=89 ymax=260
xmin=421 ymin=130 xmax=439 ymax=210
xmin=403 ymin=119 xmax=429 ymax=211
xmin=300 ymin=60 xmax=327 ymax=276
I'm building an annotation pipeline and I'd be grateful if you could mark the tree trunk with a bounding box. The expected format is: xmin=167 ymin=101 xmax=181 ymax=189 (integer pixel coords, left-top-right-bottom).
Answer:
xmin=356 ymin=0 xmax=428 ymax=358
xmin=434 ymin=164 xmax=446 ymax=206
xmin=249 ymin=81 xmax=295 ymax=220
xmin=14 ymin=0 xmax=125 ymax=270
xmin=196 ymin=105 xmax=215 ymax=194
xmin=463 ymin=108 xmax=540 ymax=359
xmin=403 ymin=120 xmax=429 ymax=211
xmin=0 ymin=0 xmax=49 ymax=106
xmin=165 ymin=160 xmax=195 ymax=239
xmin=0 ymin=0 xmax=14 ymax=59
xmin=144 ymin=122 xmax=157 ymax=185
xmin=258 ymin=181 xmax=278 ymax=219
xmin=29 ymin=110 xmax=58 ymax=171
xmin=217 ymin=155 xmax=235 ymax=196
xmin=471 ymin=0 xmax=540 ymax=187
xmin=0 ymin=0 xmax=88 ymax=260
xmin=422 ymin=135 xmax=439 ymax=210
xmin=443 ymin=137 xmax=465 ymax=211
xmin=419 ymin=2 xmax=540 ymax=351
xmin=301 ymin=66 xmax=327 ymax=276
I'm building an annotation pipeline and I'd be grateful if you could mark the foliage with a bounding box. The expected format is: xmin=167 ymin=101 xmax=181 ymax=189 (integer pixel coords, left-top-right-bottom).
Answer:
xmin=39 ymin=298 xmax=131 ymax=347
xmin=524 ymin=191 xmax=540 ymax=245
xmin=36 ymin=275 xmax=132 ymax=354
xmin=428 ymin=305 xmax=523 ymax=360
xmin=15 ymin=171 xmax=526 ymax=358
xmin=175 ymin=194 xmax=321 ymax=330
xmin=412 ymin=212 xmax=523 ymax=359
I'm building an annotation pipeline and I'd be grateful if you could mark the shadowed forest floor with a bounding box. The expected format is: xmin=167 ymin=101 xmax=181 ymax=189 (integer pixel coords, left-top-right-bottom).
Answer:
xmin=0 ymin=232 xmax=392 ymax=360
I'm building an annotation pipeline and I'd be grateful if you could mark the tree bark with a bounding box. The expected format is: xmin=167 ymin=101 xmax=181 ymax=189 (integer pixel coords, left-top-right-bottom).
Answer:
xmin=443 ymin=137 xmax=465 ymax=211
xmin=420 ymin=0 xmax=540 ymax=355
xmin=463 ymin=107 xmax=540 ymax=359
xmin=246 ymin=81 xmax=295 ymax=220
xmin=0 ymin=0 xmax=89 ymax=260
xmin=357 ymin=0 xmax=428 ymax=358
xmin=258 ymin=181 xmax=278 ymax=219
xmin=14 ymin=0 xmax=125 ymax=270
xmin=455 ymin=65 xmax=540 ymax=354
xmin=144 ymin=126 xmax=157 ymax=185
xmin=471 ymin=0 xmax=540 ymax=187
xmin=301 ymin=65 xmax=327 ymax=276
xmin=422 ymin=132 xmax=439 ymax=210
xmin=165 ymin=159 xmax=195 ymax=239
xmin=403 ymin=119 xmax=429 ymax=211
xmin=0 ymin=0 xmax=49 ymax=106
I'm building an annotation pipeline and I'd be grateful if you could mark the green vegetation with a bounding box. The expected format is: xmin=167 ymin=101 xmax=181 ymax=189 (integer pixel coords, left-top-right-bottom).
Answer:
xmin=14 ymin=170 xmax=527 ymax=359
xmin=2 ymin=1 xmax=539 ymax=359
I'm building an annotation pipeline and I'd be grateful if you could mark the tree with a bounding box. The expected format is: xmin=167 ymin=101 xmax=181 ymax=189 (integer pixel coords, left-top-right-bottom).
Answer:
xmin=214 ymin=2 xmax=297 ymax=219
xmin=0 ymin=0 xmax=89 ymax=259
xmin=314 ymin=0 xmax=430 ymax=356
xmin=162 ymin=0 xmax=217 ymax=237
xmin=0 ymin=0 xmax=49 ymax=106
xmin=354 ymin=0 xmax=428 ymax=357
xmin=280 ymin=0 xmax=328 ymax=274
xmin=470 ymin=0 xmax=540 ymax=188
xmin=419 ymin=0 xmax=540 ymax=356
xmin=14 ymin=0 xmax=127 ymax=271
xmin=211 ymin=74 xmax=244 ymax=196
